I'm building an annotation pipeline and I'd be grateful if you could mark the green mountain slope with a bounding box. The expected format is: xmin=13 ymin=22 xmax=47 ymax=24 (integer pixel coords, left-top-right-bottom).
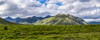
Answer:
xmin=0 ymin=18 xmax=17 ymax=25
xmin=34 ymin=14 xmax=87 ymax=25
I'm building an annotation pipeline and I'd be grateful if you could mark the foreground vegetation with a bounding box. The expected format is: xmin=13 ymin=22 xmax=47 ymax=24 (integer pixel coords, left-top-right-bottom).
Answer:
xmin=0 ymin=25 xmax=100 ymax=40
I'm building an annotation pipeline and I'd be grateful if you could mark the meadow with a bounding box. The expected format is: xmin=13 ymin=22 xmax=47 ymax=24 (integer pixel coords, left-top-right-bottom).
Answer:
xmin=0 ymin=25 xmax=100 ymax=40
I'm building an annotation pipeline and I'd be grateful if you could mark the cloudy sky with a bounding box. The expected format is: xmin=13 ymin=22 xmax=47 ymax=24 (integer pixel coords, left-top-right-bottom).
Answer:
xmin=0 ymin=0 xmax=100 ymax=22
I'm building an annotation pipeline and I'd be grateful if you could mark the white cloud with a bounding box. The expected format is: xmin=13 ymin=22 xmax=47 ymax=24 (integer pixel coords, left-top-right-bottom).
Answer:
xmin=0 ymin=0 xmax=100 ymax=22
xmin=56 ymin=0 xmax=100 ymax=18
xmin=0 ymin=0 xmax=48 ymax=18
xmin=84 ymin=18 xmax=100 ymax=22
xmin=46 ymin=4 xmax=59 ymax=9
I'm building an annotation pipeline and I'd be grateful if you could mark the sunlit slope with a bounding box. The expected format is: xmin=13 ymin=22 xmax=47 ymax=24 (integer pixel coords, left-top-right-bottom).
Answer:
xmin=34 ymin=14 xmax=87 ymax=25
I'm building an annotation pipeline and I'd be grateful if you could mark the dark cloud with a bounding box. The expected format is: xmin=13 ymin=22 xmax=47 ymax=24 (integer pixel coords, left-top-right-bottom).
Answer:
xmin=96 ymin=0 xmax=100 ymax=2
xmin=0 ymin=1 xmax=5 ymax=5
xmin=26 ymin=3 xmax=41 ymax=7
xmin=79 ymin=0 xmax=90 ymax=2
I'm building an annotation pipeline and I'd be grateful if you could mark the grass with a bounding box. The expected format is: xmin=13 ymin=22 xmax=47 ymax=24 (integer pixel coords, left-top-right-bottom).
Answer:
xmin=0 ymin=25 xmax=100 ymax=40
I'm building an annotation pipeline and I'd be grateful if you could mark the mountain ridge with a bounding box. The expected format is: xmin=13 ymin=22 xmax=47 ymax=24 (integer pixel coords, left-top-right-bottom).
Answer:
xmin=34 ymin=14 xmax=87 ymax=25
xmin=5 ymin=15 xmax=51 ymax=24
xmin=4 ymin=14 xmax=87 ymax=25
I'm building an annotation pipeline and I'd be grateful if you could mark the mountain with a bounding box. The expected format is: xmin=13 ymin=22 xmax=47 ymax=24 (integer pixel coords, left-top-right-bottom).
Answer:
xmin=4 ymin=15 xmax=51 ymax=24
xmin=0 ymin=17 xmax=16 ymax=25
xmin=5 ymin=17 xmax=15 ymax=22
xmin=34 ymin=14 xmax=87 ymax=25
xmin=5 ymin=17 xmax=13 ymax=21
xmin=88 ymin=21 xmax=100 ymax=24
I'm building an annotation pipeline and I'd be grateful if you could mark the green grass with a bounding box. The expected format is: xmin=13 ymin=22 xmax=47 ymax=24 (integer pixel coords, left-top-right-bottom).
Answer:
xmin=0 ymin=25 xmax=100 ymax=40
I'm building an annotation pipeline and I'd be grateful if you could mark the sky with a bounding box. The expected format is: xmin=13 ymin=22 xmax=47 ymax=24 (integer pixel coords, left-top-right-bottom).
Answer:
xmin=0 ymin=0 xmax=100 ymax=22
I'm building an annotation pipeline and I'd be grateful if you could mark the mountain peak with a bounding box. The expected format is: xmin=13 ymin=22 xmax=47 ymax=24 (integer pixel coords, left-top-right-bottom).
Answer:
xmin=5 ymin=17 xmax=13 ymax=21
xmin=44 ymin=15 xmax=51 ymax=18
xmin=56 ymin=14 xmax=73 ymax=17
xmin=5 ymin=17 xmax=12 ymax=19
xmin=34 ymin=14 xmax=87 ymax=25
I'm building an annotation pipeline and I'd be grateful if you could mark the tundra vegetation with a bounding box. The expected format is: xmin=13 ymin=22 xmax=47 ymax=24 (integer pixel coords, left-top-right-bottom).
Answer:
xmin=0 ymin=25 xmax=100 ymax=40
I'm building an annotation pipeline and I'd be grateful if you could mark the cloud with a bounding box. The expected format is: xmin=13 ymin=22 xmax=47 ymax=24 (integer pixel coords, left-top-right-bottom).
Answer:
xmin=0 ymin=0 xmax=100 ymax=22
xmin=46 ymin=0 xmax=100 ymax=21
xmin=0 ymin=0 xmax=49 ymax=18
xmin=84 ymin=18 xmax=100 ymax=22
xmin=56 ymin=0 xmax=100 ymax=18
xmin=79 ymin=0 xmax=90 ymax=2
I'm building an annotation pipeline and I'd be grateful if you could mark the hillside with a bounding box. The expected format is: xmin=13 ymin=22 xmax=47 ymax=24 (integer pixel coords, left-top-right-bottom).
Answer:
xmin=34 ymin=14 xmax=87 ymax=25
xmin=0 ymin=17 xmax=17 ymax=25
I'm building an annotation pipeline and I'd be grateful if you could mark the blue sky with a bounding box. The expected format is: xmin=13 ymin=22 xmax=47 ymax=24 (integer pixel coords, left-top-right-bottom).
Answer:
xmin=0 ymin=0 xmax=100 ymax=22
xmin=56 ymin=2 xmax=62 ymax=6
xmin=37 ymin=0 xmax=62 ymax=6
xmin=37 ymin=0 xmax=48 ymax=4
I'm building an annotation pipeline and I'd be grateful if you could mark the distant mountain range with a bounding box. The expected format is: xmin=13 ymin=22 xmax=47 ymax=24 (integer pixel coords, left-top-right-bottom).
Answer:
xmin=4 ymin=14 xmax=88 ymax=25
xmin=87 ymin=21 xmax=100 ymax=24
xmin=0 ymin=17 xmax=17 ymax=25
xmin=5 ymin=15 xmax=51 ymax=24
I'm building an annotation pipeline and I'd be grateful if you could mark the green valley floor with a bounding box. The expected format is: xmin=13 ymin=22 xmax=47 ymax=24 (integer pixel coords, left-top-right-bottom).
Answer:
xmin=0 ymin=25 xmax=100 ymax=40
